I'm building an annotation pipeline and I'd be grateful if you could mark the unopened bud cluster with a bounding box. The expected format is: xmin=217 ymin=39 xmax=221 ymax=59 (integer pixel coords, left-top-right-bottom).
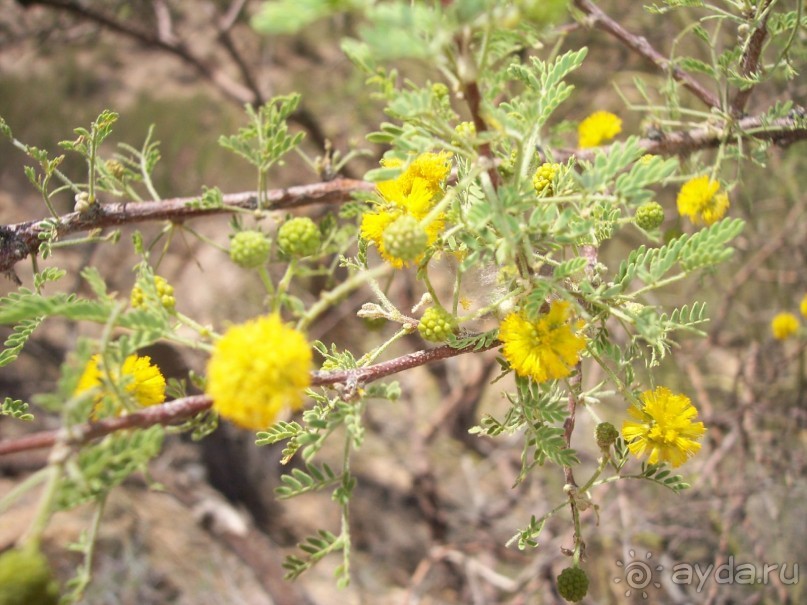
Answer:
xmin=278 ymin=217 xmax=321 ymax=257
xmin=418 ymin=306 xmax=458 ymax=342
xmin=131 ymin=275 xmax=175 ymax=310
xmin=230 ymin=230 xmax=271 ymax=268
xmin=383 ymin=215 xmax=428 ymax=262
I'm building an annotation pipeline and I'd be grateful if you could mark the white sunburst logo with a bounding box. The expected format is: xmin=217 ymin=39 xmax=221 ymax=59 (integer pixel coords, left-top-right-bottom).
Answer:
xmin=614 ymin=550 xmax=663 ymax=599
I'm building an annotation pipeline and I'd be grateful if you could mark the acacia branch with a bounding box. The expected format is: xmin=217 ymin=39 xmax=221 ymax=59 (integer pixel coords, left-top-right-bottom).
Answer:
xmin=3 ymin=112 xmax=803 ymax=275
xmin=573 ymin=0 xmax=722 ymax=109
xmin=731 ymin=0 xmax=774 ymax=115
xmin=0 ymin=178 xmax=375 ymax=274
xmin=558 ymin=113 xmax=807 ymax=163
xmin=0 ymin=339 xmax=500 ymax=457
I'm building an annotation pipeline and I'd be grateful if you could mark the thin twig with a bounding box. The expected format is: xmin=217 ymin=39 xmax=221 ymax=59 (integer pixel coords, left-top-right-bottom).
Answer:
xmin=731 ymin=0 xmax=774 ymax=115
xmin=572 ymin=0 xmax=722 ymax=109
xmin=557 ymin=114 xmax=807 ymax=163
xmin=0 ymin=178 xmax=375 ymax=273
xmin=0 ymin=339 xmax=500 ymax=457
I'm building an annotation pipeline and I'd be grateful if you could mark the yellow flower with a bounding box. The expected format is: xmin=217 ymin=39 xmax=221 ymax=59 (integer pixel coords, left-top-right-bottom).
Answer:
xmin=578 ymin=111 xmax=622 ymax=148
xmin=75 ymin=354 xmax=166 ymax=413
xmin=362 ymin=154 xmax=449 ymax=268
xmin=499 ymin=301 xmax=586 ymax=383
xmin=622 ymin=387 xmax=706 ymax=468
xmin=800 ymin=294 xmax=807 ymax=319
xmin=206 ymin=314 xmax=311 ymax=430
xmin=771 ymin=312 xmax=799 ymax=340
xmin=676 ymin=175 xmax=730 ymax=226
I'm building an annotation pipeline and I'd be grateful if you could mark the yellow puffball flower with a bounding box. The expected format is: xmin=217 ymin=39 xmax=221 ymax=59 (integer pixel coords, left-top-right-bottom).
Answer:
xmin=206 ymin=314 xmax=311 ymax=430
xmin=771 ymin=312 xmax=799 ymax=340
xmin=800 ymin=294 xmax=807 ymax=319
xmin=622 ymin=387 xmax=706 ymax=468
xmin=75 ymin=354 xmax=166 ymax=413
xmin=499 ymin=301 xmax=586 ymax=383
xmin=578 ymin=111 xmax=622 ymax=148
xmin=676 ymin=175 xmax=730 ymax=226
xmin=376 ymin=152 xmax=452 ymax=203
xmin=362 ymin=162 xmax=447 ymax=268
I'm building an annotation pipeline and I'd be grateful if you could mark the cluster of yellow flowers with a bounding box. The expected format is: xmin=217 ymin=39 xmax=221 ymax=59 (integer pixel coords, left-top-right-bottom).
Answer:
xmin=577 ymin=110 xmax=734 ymax=228
xmin=360 ymin=152 xmax=452 ymax=268
xmin=498 ymin=300 xmax=706 ymax=467
xmin=771 ymin=294 xmax=807 ymax=340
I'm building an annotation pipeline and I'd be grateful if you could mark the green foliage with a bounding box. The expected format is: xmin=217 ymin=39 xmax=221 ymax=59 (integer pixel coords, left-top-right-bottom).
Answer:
xmin=55 ymin=426 xmax=164 ymax=510
xmin=0 ymin=317 xmax=43 ymax=368
xmin=0 ymin=397 xmax=34 ymax=421
xmin=636 ymin=462 xmax=691 ymax=493
xmin=219 ymin=96 xmax=304 ymax=173
xmin=275 ymin=463 xmax=340 ymax=499
xmin=283 ymin=529 xmax=345 ymax=582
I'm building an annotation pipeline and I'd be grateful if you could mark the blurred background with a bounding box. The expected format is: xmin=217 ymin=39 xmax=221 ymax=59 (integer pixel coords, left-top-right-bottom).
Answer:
xmin=0 ymin=1 xmax=805 ymax=603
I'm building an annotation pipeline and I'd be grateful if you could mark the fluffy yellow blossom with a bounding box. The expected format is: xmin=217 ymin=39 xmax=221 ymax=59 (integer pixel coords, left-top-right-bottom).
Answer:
xmin=622 ymin=387 xmax=706 ymax=468
xmin=75 ymin=354 xmax=166 ymax=413
xmin=206 ymin=314 xmax=311 ymax=430
xmin=377 ymin=152 xmax=451 ymax=203
xmin=800 ymin=294 xmax=807 ymax=319
xmin=362 ymin=153 xmax=450 ymax=268
xmin=499 ymin=301 xmax=586 ymax=383
xmin=771 ymin=312 xmax=799 ymax=340
xmin=676 ymin=175 xmax=730 ymax=226
xmin=578 ymin=111 xmax=622 ymax=148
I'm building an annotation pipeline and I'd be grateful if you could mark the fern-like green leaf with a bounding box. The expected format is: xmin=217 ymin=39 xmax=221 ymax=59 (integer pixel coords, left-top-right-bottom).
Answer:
xmin=0 ymin=316 xmax=43 ymax=367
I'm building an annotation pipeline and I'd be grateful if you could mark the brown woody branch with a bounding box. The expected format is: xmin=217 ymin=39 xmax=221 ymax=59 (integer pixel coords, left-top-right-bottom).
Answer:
xmin=3 ymin=112 xmax=804 ymax=275
xmin=3 ymin=112 xmax=804 ymax=276
xmin=731 ymin=0 xmax=774 ymax=116
xmin=557 ymin=114 xmax=807 ymax=163
xmin=0 ymin=339 xmax=500 ymax=457
xmin=573 ymin=0 xmax=722 ymax=109
xmin=0 ymin=178 xmax=374 ymax=274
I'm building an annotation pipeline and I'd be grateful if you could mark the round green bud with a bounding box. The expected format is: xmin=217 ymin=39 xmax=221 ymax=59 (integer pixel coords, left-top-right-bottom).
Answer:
xmin=595 ymin=422 xmax=619 ymax=449
xmin=230 ymin=230 xmax=271 ymax=268
xmin=277 ymin=217 xmax=321 ymax=257
xmin=0 ymin=547 xmax=60 ymax=605
xmin=382 ymin=215 xmax=428 ymax=263
xmin=418 ymin=307 xmax=458 ymax=342
xmin=557 ymin=566 xmax=589 ymax=603
xmin=634 ymin=201 xmax=665 ymax=231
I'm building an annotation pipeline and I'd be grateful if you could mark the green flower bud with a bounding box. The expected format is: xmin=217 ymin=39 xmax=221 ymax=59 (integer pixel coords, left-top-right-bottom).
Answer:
xmin=634 ymin=201 xmax=665 ymax=231
xmin=230 ymin=230 xmax=271 ymax=268
xmin=0 ymin=547 xmax=60 ymax=605
xmin=418 ymin=307 xmax=458 ymax=342
xmin=557 ymin=566 xmax=588 ymax=602
xmin=382 ymin=215 xmax=428 ymax=263
xmin=277 ymin=217 xmax=321 ymax=257
xmin=595 ymin=422 xmax=619 ymax=449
